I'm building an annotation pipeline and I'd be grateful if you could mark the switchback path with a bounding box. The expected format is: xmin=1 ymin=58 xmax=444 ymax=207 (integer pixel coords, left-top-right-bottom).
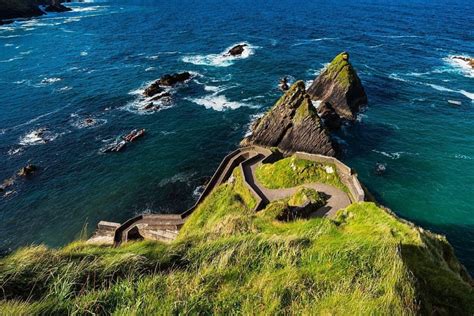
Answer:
xmin=242 ymin=153 xmax=351 ymax=217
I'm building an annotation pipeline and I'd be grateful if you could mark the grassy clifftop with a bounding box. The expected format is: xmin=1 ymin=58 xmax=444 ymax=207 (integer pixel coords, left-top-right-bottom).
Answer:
xmin=1 ymin=163 xmax=473 ymax=314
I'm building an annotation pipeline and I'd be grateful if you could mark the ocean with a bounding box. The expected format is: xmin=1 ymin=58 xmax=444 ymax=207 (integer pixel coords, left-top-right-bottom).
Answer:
xmin=1 ymin=0 xmax=473 ymax=271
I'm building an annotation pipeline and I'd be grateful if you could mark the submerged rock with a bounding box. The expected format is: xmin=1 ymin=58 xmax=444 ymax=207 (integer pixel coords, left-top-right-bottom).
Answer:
xmin=307 ymin=52 xmax=367 ymax=122
xmin=225 ymin=44 xmax=247 ymax=56
xmin=17 ymin=164 xmax=37 ymax=177
xmin=241 ymin=81 xmax=336 ymax=156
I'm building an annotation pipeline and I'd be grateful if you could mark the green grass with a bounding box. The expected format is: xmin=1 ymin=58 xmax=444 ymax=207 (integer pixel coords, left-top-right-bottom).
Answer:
xmin=324 ymin=52 xmax=358 ymax=88
xmin=0 ymin=166 xmax=473 ymax=314
xmin=288 ymin=187 xmax=324 ymax=207
xmin=255 ymin=155 xmax=348 ymax=192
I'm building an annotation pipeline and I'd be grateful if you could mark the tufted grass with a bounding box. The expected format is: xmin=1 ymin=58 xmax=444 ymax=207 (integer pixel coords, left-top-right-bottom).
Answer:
xmin=255 ymin=155 xmax=348 ymax=192
xmin=1 ymin=169 xmax=473 ymax=315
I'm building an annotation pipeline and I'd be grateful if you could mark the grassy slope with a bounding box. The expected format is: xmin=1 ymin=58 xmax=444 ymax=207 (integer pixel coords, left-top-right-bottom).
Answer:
xmin=1 ymin=167 xmax=473 ymax=315
xmin=255 ymin=155 xmax=348 ymax=192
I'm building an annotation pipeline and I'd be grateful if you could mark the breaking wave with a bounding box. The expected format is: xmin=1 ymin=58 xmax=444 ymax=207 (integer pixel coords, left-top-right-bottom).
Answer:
xmin=186 ymin=94 xmax=255 ymax=111
xmin=182 ymin=42 xmax=257 ymax=67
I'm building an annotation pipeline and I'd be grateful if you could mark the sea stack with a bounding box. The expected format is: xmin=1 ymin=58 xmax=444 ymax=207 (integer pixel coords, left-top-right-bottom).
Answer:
xmin=241 ymin=81 xmax=336 ymax=156
xmin=307 ymin=52 xmax=367 ymax=121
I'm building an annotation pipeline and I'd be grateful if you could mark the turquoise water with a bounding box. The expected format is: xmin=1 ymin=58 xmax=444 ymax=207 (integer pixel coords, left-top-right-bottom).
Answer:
xmin=1 ymin=0 xmax=473 ymax=271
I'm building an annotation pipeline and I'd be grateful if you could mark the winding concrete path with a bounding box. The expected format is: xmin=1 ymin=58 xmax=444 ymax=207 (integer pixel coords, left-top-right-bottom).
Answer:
xmin=243 ymin=154 xmax=351 ymax=217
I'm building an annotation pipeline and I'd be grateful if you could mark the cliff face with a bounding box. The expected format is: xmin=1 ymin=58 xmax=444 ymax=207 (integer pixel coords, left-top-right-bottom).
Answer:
xmin=307 ymin=52 xmax=367 ymax=121
xmin=241 ymin=81 xmax=336 ymax=156
xmin=0 ymin=0 xmax=44 ymax=20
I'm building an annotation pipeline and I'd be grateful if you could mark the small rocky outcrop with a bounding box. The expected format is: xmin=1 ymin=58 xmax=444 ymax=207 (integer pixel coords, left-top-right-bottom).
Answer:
xmin=143 ymin=72 xmax=191 ymax=97
xmin=241 ymin=81 xmax=336 ymax=156
xmin=452 ymin=56 xmax=474 ymax=69
xmin=225 ymin=44 xmax=247 ymax=56
xmin=44 ymin=3 xmax=72 ymax=12
xmin=17 ymin=164 xmax=37 ymax=177
xmin=307 ymin=52 xmax=367 ymax=121
xmin=0 ymin=0 xmax=44 ymax=20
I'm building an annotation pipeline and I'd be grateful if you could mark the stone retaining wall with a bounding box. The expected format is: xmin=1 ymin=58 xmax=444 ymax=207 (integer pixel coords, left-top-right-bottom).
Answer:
xmin=293 ymin=152 xmax=365 ymax=202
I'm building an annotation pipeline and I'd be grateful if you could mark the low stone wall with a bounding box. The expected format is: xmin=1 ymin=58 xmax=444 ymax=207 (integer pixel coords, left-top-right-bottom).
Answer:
xmin=293 ymin=152 xmax=365 ymax=202
xmin=240 ymin=154 xmax=266 ymax=212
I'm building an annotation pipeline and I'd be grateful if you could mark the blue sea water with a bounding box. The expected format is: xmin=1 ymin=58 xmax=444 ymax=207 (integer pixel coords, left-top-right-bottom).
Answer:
xmin=1 ymin=0 xmax=473 ymax=271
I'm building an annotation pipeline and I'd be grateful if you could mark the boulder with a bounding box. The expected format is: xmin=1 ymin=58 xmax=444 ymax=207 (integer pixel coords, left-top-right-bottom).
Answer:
xmin=226 ymin=44 xmax=247 ymax=56
xmin=157 ymin=72 xmax=191 ymax=86
xmin=44 ymin=3 xmax=72 ymax=12
xmin=307 ymin=52 xmax=367 ymax=121
xmin=17 ymin=164 xmax=37 ymax=177
xmin=143 ymin=72 xmax=191 ymax=97
xmin=143 ymin=82 xmax=163 ymax=97
xmin=241 ymin=81 xmax=336 ymax=156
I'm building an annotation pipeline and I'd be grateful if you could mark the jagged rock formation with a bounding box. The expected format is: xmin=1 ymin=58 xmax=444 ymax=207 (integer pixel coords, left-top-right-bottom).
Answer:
xmin=0 ymin=0 xmax=44 ymax=20
xmin=241 ymin=81 xmax=336 ymax=156
xmin=307 ymin=52 xmax=367 ymax=121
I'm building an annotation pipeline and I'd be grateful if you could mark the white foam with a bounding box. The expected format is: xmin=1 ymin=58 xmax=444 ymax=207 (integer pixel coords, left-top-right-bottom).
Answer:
xmin=7 ymin=147 xmax=24 ymax=156
xmin=0 ymin=56 xmax=22 ymax=63
xmin=460 ymin=90 xmax=474 ymax=100
xmin=4 ymin=44 xmax=14 ymax=47
xmin=444 ymin=55 xmax=474 ymax=78
xmin=182 ymin=42 xmax=257 ymax=67
xmin=80 ymin=51 xmax=88 ymax=56
xmin=70 ymin=117 xmax=107 ymax=129
xmin=292 ymin=37 xmax=339 ymax=47
xmin=145 ymin=67 xmax=155 ymax=72
xmin=454 ymin=154 xmax=472 ymax=160
xmin=19 ymin=128 xmax=58 ymax=146
xmin=244 ymin=112 xmax=265 ymax=137
xmin=58 ymin=86 xmax=72 ymax=91
xmin=187 ymin=94 xmax=255 ymax=111
xmin=40 ymin=77 xmax=62 ymax=85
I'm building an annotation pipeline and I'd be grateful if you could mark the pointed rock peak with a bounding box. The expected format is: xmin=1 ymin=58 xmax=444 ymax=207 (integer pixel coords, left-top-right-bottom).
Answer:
xmin=308 ymin=52 xmax=367 ymax=122
xmin=241 ymin=81 xmax=336 ymax=156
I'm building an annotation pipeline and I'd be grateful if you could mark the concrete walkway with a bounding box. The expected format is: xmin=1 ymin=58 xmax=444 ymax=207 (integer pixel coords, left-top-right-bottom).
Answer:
xmin=243 ymin=154 xmax=351 ymax=217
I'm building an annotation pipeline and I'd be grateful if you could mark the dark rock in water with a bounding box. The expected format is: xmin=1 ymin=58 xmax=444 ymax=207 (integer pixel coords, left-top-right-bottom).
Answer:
xmin=452 ymin=56 xmax=474 ymax=69
xmin=241 ymin=81 xmax=336 ymax=156
xmin=157 ymin=72 xmax=191 ymax=86
xmin=17 ymin=164 xmax=37 ymax=177
xmin=44 ymin=3 xmax=72 ymax=12
xmin=226 ymin=44 xmax=247 ymax=56
xmin=317 ymin=102 xmax=342 ymax=130
xmin=307 ymin=52 xmax=367 ymax=122
xmin=0 ymin=20 xmax=14 ymax=25
xmin=0 ymin=0 xmax=44 ymax=20
xmin=143 ymin=72 xmax=191 ymax=97
xmin=143 ymin=82 xmax=163 ymax=97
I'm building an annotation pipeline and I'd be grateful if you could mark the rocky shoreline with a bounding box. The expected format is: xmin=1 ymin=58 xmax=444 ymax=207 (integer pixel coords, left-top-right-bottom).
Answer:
xmin=0 ymin=0 xmax=72 ymax=23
